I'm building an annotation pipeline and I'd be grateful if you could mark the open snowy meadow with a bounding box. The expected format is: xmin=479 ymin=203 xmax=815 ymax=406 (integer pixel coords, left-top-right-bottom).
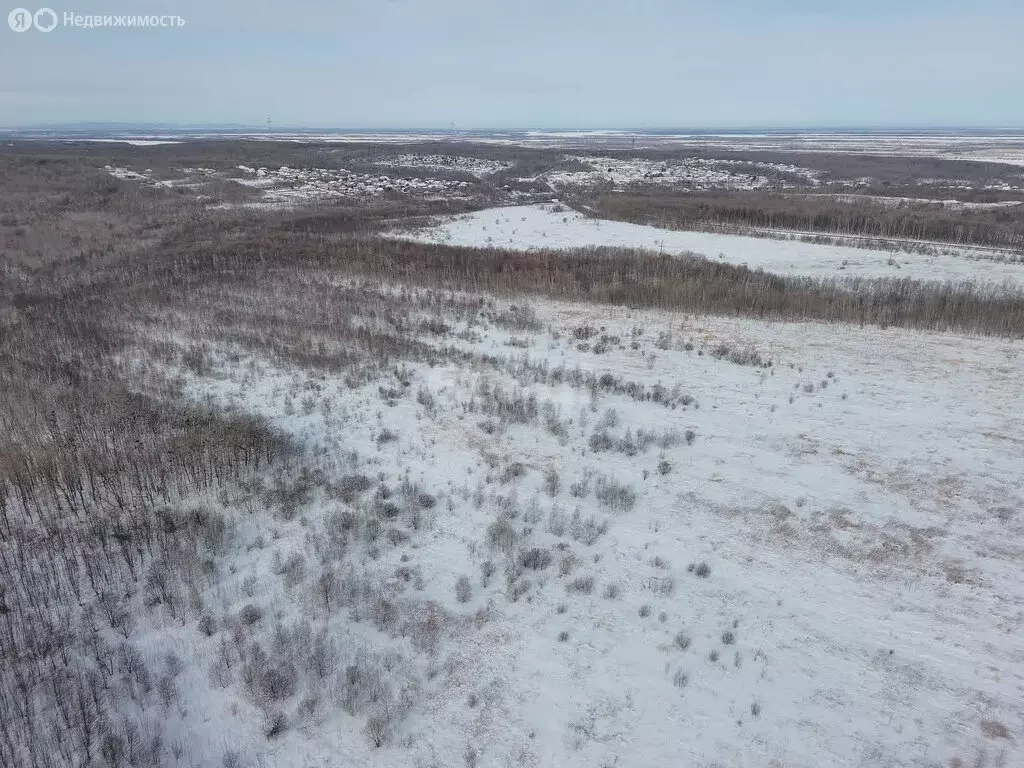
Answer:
xmin=108 ymin=279 xmax=1023 ymax=768
xmin=396 ymin=203 xmax=1024 ymax=287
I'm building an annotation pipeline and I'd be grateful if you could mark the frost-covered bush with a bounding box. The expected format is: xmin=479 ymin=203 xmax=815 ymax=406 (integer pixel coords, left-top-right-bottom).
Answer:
xmin=455 ymin=574 xmax=472 ymax=603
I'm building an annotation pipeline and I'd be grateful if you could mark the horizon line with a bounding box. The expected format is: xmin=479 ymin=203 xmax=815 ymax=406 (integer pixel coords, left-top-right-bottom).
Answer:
xmin=4 ymin=122 xmax=1024 ymax=134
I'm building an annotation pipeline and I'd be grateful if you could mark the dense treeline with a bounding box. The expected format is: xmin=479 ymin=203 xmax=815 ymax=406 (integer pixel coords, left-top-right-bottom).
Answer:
xmin=0 ymin=287 xmax=296 ymax=767
xmin=589 ymin=192 xmax=1024 ymax=251
xmin=130 ymin=229 xmax=1024 ymax=337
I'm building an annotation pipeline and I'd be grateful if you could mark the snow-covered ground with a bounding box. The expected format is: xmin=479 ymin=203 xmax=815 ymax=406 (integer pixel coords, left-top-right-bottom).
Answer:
xmin=548 ymin=155 xmax=821 ymax=191
xmin=394 ymin=203 xmax=1024 ymax=285
xmin=127 ymin=290 xmax=1024 ymax=768
xmin=84 ymin=138 xmax=183 ymax=146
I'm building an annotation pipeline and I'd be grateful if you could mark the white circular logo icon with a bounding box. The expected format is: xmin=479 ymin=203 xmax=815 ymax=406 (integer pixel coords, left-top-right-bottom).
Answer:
xmin=8 ymin=7 xmax=33 ymax=31
xmin=34 ymin=7 xmax=57 ymax=31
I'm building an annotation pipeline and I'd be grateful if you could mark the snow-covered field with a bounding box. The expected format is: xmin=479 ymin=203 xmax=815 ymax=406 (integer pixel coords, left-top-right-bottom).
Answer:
xmin=84 ymin=138 xmax=183 ymax=146
xmin=395 ymin=203 xmax=1024 ymax=285
xmin=125 ymin=289 xmax=1024 ymax=768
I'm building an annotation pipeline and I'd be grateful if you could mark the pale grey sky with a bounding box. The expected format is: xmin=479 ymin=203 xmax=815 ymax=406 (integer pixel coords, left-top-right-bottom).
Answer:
xmin=1 ymin=0 xmax=1022 ymax=128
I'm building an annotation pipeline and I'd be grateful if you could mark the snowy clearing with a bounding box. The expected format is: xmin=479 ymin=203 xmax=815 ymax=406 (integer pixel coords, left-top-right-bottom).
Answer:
xmin=394 ymin=204 xmax=1024 ymax=285
xmin=121 ymin=288 xmax=1024 ymax=768
xmin=83 ymin=139 xmax=183 ymax=146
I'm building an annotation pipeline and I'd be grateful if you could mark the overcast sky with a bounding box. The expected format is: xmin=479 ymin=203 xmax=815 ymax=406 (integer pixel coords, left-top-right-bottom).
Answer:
xmin=1 ymin=0 xmax=1022 ymax=129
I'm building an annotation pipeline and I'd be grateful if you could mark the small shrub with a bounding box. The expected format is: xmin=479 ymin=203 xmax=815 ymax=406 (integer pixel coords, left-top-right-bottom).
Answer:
xmin=264 ymin=711 xmax=288 ymax=739
xmin=721 ymin=630 xmax=736 ymax=645
xmin=337 ymin=474 xmax=374 ymax=502
xmin=364 ymin=713 xmax=390 ymax=748
xmin=603 ymin=583 xmax=621 ymax=599
xmin=455 ymin=575 xmax=472 ymax=603
xmin=261 ymin=662 xmax=298 ymax=701
xmin=616 ymin=429 xmax=639 ymax=456
xmin=500 ymin=462 xmax=527 ymax=483
xmin=198 ymin=614 xmax=217 ymax=636
xmin=376 ymin=428 xmax=399 ymax=446
xmin=486 ymin=518 xmax=518 ymax=552
xmin=279 ymin=552 xmax=307 ymax=588
xmin=708 ymin=650 xmax=720 ymax=662
xmin=674 ymin=632 xmax=691 ymax=651
xmin=684 ymin=429 xmax=696 ymax=446
xmin=558 ymin=630 xmax=569 ymax=642
xmin=750 ymin=702 xmax=761 ymax=717
xmin=570 ymin=510 xmax=609 ymax=545
xmin=594 ymin=476 xmax=636 ymax=513
xmin=648 ymin=576 xmax=676 ymax=596
xmin=544 ymin=468 xmax=561 ymax=497
xmin=558 ymin=554 xmax=575 ymax=576
xmin=416 ymin=385 xmax=436 ymax=411
xmin=672 ymin=669 xmax=688 ymax=689
xmin=639 ymin=604 xmax=651 ymax=618
xmin=242 ymin=575 xmax=258 ymax=597
xmin=519 ymin=547 xmax=553 ymax=570
xmin=507 ymin=579 xmax=530 ymax=602
xmin=386 ymin=528 xmax=409 ymax=546
xmin=239 ymin=604 xmax=262 ymax=626
xmin=566 ymin=575 xmax=595 ymax=595
xmin=597 ymin=407 xmax=619 ymax=429
xmin=569 ymin=469 xmax=593 ymax=498
xmin=547 ymin=507 xmax=568 ymax=537
xmin=588 ymin=429 xmax=614 ymax=453
xmin=379 ymin=501 xmax=401 ymax=520
xmin=694 ymin=561 xmax=711 ymax=578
